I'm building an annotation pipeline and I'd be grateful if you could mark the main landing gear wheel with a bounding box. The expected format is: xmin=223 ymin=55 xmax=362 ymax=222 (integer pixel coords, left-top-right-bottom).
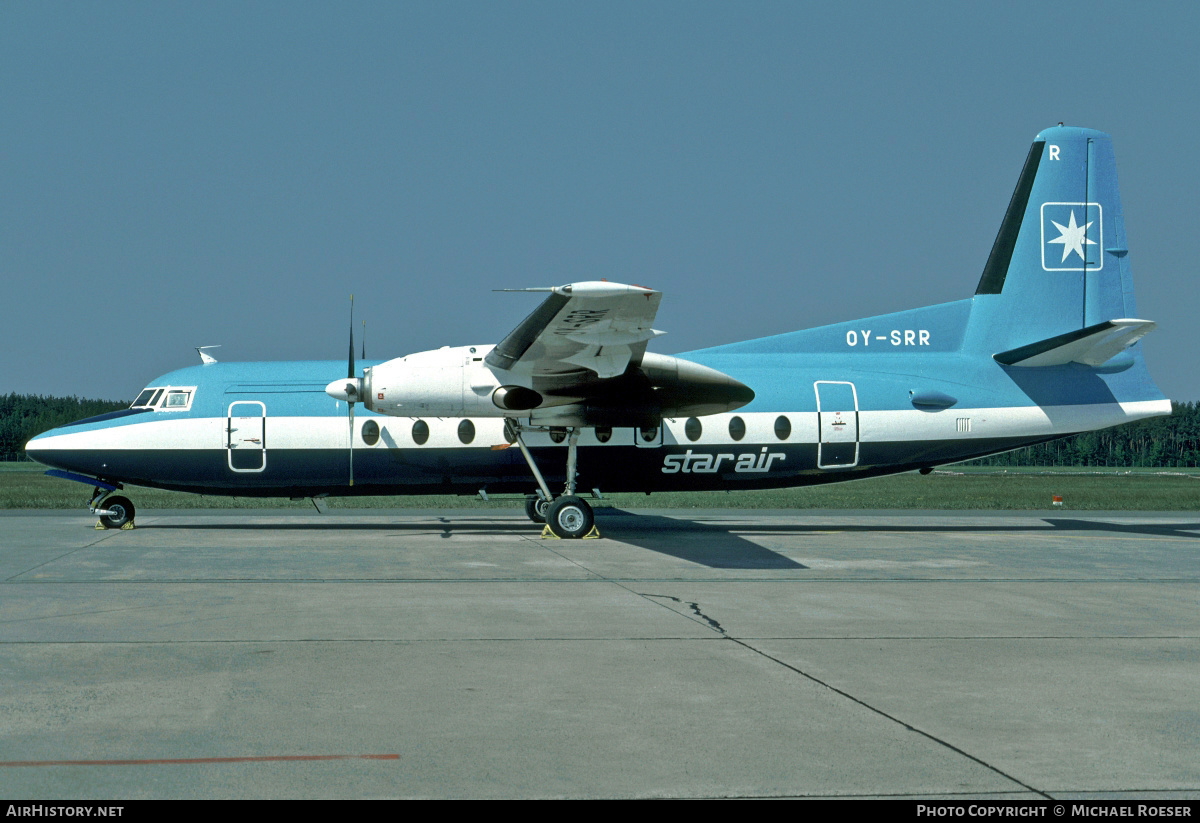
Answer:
xmin=524 ymin=494 xmax=551 ymax=524
xmin=547 ymin=495 xmax=594 ymax=540
xmin=99 ymin=495 xmax=135 ymax=529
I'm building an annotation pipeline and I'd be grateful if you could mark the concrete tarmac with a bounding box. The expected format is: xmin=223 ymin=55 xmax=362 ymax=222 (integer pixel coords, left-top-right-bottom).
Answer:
xmin=1 ymin=508 xmax=1198 ymax=799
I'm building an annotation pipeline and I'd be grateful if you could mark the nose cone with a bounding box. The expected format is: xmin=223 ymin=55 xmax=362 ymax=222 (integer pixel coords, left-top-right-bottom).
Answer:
xmin=24 ymin=426 xmax=74 ymax=472
xmin=24 ymin=430 xmax=52 ymax=466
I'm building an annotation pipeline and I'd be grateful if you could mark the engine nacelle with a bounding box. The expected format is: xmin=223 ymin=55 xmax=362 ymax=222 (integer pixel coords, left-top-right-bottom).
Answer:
xmin=364 ymin=345 xmax=501 ymax=417
xmin=335 ymin=345 xmax=753 ymax=426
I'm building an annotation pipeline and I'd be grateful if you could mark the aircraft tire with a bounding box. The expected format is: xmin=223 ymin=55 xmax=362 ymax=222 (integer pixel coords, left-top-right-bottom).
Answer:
xmin=547 ymin=495 xmax=593 ymax=539
xmin=524 ymin=494 xmax=550 ymax=524
xmin=100 ymin=496 xmax=135 ymax=529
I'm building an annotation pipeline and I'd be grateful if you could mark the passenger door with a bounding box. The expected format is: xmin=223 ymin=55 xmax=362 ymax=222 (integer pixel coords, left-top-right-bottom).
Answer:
xmin=815 ymin=381 xmax=858 ymax=469
xmin=227 ymin=401 xmax=266 ymax=472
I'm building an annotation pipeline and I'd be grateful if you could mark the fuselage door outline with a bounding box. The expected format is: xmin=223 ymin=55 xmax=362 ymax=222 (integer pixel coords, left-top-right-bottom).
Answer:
xmin=815 ymin=381 xmax=859 ymax=469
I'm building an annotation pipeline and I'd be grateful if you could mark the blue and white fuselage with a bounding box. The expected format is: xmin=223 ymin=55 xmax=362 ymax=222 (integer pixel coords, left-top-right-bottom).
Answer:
xmin=25 ymin=338 xmax=1167 ymax=497
xmin=26 ymin=127 xmax=1172 ymax=532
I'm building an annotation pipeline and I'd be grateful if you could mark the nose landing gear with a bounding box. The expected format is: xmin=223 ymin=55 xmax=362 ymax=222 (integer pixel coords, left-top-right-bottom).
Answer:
xmin=95 ymin=495 xmax=136 ymax=529
xmin=91 ymin=488 xmax=136 ymax=530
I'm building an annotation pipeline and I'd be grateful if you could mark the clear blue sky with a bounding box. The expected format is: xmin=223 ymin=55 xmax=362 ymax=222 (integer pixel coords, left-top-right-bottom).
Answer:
xmin=3 ymin=2 xmax=1198 ymax=401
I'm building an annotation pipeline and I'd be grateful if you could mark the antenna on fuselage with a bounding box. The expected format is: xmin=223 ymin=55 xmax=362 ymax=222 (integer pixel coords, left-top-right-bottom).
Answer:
xmin=195 ymin=346 xmax=221 ymax=364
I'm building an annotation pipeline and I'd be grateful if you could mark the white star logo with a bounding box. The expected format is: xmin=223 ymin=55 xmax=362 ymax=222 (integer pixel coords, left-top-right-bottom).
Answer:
xmin=1047 ymin=210 xmax=1096 ymax=264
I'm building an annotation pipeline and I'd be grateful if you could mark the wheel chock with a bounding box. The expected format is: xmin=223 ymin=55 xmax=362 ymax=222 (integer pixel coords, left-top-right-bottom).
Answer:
xmin=93 ymin=520 xmax=135 ymax=530
xmin=540 ymin=525 xmax=601 ymax=539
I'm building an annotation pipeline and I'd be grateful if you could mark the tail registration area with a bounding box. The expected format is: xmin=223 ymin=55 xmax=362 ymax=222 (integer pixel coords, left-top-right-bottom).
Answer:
xmin=845 ymin=329 xmax=932 ymax=347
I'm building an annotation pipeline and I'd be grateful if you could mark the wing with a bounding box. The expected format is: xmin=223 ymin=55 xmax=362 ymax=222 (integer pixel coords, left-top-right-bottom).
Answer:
xmin=485 ymin=281 xmax=664 ymax=380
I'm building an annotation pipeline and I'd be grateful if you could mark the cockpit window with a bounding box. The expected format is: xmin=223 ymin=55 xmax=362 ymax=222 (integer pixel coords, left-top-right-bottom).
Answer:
xmin=132 ymin=389 xmax=160 ymax=408
xmin=131 ymin=386 xmax=195 ymax=411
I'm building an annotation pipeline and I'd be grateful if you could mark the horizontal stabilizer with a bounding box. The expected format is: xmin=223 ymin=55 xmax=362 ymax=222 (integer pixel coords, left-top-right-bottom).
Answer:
xmin=993 ymin=319 xmax=1156 ymax=367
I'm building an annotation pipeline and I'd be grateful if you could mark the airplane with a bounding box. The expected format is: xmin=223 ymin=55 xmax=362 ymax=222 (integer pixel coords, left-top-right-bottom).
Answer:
xmin=26 ymin=126 xmax=1171 ymax=538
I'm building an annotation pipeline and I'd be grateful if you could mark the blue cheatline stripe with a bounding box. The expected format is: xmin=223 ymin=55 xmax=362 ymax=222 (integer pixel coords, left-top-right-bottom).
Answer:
xmin=32 ymin=435 xmax=1059 ymax=498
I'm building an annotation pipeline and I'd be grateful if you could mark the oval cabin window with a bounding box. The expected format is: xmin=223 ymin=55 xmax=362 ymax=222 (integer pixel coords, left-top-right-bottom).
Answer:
xmin=458 ymin=419 xmax=475 ymax=444
xmin=412 ymin=419 xmax=430 ymax=446
xmin=361 ymin=419 xmax=380 ymax=446
xmin=728 ymin=416 xmax=746 ymax=441
xmin=774 ymin=415 xmax=791 ymax=441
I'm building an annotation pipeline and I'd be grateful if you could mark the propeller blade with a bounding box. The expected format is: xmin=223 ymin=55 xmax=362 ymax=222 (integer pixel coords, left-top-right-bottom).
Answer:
xmin=348 ymin=294 xmax=356 ymax=380
xmin=347 ymin=295 xmax=357 ymax=486
xmin=348 ymin=400 xmax=355 ymax=487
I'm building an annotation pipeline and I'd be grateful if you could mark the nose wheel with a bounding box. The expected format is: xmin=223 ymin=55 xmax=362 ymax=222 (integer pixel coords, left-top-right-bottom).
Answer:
xmin=95 ymin=494 xmax=135 ymax=529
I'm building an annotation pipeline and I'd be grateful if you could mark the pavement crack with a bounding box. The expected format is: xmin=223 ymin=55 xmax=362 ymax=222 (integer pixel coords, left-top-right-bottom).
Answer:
xmin=4 ymin=530 xmax=128 ymax=582
xmin=728 ymin=635 xmax=1053 ymax=800
xmin=639 ymin=593 xmax=727 ymax=635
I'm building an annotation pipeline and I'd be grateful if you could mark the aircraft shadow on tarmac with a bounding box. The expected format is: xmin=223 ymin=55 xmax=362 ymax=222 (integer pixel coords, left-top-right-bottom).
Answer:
xmin=131 ymin=510 xmax=1200 ymax=571
xmin=1040 ymin=518 xmax=1200 ymax=540
xmin=134 ymin=510 xmax=806 ymax=570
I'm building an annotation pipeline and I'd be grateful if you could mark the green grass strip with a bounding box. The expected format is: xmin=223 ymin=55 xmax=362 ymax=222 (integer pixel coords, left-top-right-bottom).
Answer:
xmin=3 ymin=463 xmax=1198 ymax=511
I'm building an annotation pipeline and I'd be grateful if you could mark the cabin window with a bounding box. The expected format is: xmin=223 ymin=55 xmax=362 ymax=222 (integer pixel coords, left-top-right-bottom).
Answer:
xmin=639 ymin=426 xmax=658 ymax=443
xmin=361 ymin=419 xmax=380 ymax=446
xmin=412 ymin=419 xmax=429 ymax=445
xmin=774 ymin=415 xmax=791 ymax=440
xmin=684 ymin=417 xmax=702 ymax=442
xmin=728 ymin=416 xmax=746 ymax=441
xmin=549 ymin=428 xmax=567 ymax=444
xmin=594 ymin=427 xmax=612 ymax=443
xmin=458 ymin=419 xmax=475 ymax=444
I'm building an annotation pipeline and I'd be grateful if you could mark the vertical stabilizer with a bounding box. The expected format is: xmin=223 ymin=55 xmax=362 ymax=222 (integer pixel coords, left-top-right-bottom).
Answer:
xmin=966 ymin=127 xmax=1139 ymax=354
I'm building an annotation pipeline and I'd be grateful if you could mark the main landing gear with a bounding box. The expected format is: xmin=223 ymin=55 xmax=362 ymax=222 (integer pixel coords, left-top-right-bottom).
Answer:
xmin=508 ymin=420 xmax=598 ymax=539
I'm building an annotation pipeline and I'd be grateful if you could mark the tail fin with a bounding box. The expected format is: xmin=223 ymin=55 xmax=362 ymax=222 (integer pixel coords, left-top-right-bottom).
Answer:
xmin=965 ymin=126 xmax=1145 ymax=358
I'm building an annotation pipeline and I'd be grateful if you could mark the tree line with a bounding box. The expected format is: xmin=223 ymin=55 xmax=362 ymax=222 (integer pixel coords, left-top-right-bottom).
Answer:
xmin=3 ymin=392 xmax=1198 ymax=468
xmin=966 ymin=401 xmax=1200 ymax=468
xmin=1 ymin=393 xmax=127 ymax=460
